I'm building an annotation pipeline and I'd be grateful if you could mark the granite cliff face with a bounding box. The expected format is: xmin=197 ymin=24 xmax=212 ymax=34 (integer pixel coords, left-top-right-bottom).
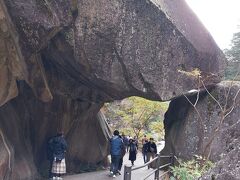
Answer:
xmin=161 ymin=82 xmax=240 ymax=179
xmin=0 ymin=0 xmax=224 ymax=179
xmin=0 ymin=82 xmax=111 ymax=179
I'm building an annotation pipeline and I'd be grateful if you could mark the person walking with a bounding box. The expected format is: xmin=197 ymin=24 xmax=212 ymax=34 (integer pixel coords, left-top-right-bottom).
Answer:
xmin=141 ymin=135 xmax=148 ymax=163
xmin=142 ymin=139 xmax=148 ymax=163
xmin=128 ymin=139 xmax=137 ymax=166
xmin=133 ymin=136 xmax=139 ymax=150
xmin=141 ymin=135 xmax=148 ymax=145
xmin=117 ymin=135 xmax=126 ymax=175
xmin=48 ymin=131 xmax=67 ymax=180
xmin=109 ymin=130 xmax=124 ymax=178
xmin=122 ymin=134 xmax=129 ymax=152
xmin=146 ymin=138 xmax=157 ymax=169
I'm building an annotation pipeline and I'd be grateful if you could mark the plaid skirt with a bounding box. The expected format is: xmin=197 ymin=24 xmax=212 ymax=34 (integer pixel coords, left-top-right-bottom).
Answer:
xmin=52 ymin=158 xmax=66 ymax=174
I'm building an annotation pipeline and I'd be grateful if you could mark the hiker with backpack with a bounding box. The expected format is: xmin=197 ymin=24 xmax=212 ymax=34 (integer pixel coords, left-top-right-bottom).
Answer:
xmin=128 ymin=138 xmax=137 ymax=166
xmin=48 ymin=132 xmax=67 ymax=180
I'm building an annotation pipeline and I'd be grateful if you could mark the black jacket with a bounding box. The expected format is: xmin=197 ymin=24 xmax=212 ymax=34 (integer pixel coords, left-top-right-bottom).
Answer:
xmin=49 ymin=135 xmax=67 ymax=160
xmin=146 ymin=142 xmax=157 ymax=154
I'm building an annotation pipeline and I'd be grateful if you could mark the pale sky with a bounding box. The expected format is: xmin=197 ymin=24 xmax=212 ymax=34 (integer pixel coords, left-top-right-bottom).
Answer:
xmin=186 ymin=0 xmax=240 ymax=49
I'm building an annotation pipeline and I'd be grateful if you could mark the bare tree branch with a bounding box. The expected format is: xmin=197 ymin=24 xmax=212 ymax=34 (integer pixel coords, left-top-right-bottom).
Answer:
xmin=201 ymin=80 xmax=224 ymax=112
xmin=224 ymin=87 xmax=240 ymax=118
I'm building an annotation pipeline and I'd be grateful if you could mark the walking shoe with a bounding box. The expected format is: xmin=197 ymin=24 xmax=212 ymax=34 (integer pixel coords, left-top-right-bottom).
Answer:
xmin=109 ymin=171 xmax=113 ymax=176
xmin=113 ymin=175 xmax=116 ymax=178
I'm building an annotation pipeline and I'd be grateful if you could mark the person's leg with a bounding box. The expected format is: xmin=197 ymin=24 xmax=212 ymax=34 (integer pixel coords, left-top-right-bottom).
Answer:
xmin=110 ymin=155 xmax=115 ymax=173
xmin=49 ymin=159 xmax=53 ymax=178
xmin=58 ymin=173 xmax=63 ymax=179
xmin=57 ymin=174 xmax=61 ymax=179
xmin=52 ymin=173 xmax=57 ymax=179
xmin=118 ymin=157 xmax=123 ymax=171
xmin=143 ymin=152 xmax=147 ymax=163
xmin=150 ymin=153 xmax=155 ymax=168
xmin=142 ymin=152 xmax=145 ymax=163
xmin=146 ymin=152 xmax=151 ymax=168
xmin=113 ymin=156 xmax=121 ymax=175
xmin=51 ymin=160 xmax=57 ymax=178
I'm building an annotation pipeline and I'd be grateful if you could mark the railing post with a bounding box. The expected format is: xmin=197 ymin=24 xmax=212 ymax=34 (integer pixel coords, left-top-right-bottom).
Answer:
xmin=124 ymin=165 xmax=132 ymax=180
xmin=154 ymin=153 xmax=161 ymax=180
xmin=170 ymin=153 xmax=174 ymax=167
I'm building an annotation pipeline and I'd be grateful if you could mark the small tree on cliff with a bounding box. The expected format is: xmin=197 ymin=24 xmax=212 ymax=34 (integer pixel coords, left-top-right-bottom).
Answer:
xmin=178 ymin=26 xmax=240 ymax=160
xmin=176 ymin=69 xmax=240 ymax=179
xmin=178 ymin=71 xmax=240 ymax=161
xmin=201 ymin=29 xmax=240 ymax=159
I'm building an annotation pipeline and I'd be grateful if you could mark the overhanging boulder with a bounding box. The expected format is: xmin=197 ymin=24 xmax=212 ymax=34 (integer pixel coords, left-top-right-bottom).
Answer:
xmin=0 ymin=0 xmax=225 ymax=179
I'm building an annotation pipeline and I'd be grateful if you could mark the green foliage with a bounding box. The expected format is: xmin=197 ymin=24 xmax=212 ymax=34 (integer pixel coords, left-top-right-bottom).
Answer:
xmin=103 ymin=97 xmax=169 ymax=139
xmin=149 ymin=121 xmax=165 ymax=140
xmin=224 ymin=31 xmax=240 ymax=81
xmin=224 ymin=61 xmax=240 ymax=80
xmin=170 ymin=156 xmax=214 ymax=180
xmin=225 ymin=32 xmax=240 ymax=62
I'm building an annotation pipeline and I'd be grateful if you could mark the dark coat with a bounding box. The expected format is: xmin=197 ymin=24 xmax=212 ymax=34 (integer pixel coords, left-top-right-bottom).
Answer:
xmin=49 ymin=135 xmax=67 ymax=160
xmin=128 ymin=142 xmax=137 ymax=161
xmin=119 ymin=135 xmax=126 ymax=157
xmin=142 ymin=143 xmax=148 ymax=154
xmin=123 ymin=136 xmax=129 ymax=146
xmin=146 ymin=142 xmax=157 ymax=154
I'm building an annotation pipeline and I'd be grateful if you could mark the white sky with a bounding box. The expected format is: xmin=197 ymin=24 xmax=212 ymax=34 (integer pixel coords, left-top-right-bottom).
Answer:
xmin=186 ymin=0 xmax=240 ymax=49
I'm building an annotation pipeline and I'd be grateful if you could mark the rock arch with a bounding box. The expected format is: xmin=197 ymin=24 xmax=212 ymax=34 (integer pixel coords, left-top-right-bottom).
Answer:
xmin=0 ymin=0 xmax=225 ymax=179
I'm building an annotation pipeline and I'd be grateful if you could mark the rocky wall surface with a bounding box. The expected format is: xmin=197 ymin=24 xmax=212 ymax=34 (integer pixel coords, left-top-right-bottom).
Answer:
xmin=0 ymin=0 xmax=225 ymax=179
xmin=161 ymin=82 xmax=240 ymax=179
xmin=0 ymin=82 xmax=111 ymax=179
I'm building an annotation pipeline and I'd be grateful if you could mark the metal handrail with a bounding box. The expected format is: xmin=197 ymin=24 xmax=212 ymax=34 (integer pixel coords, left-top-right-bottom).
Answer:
xmin=143 ymin=169 xmax=158 ymax=180
xmin=132 ymin=156 xmax=158 ymax=171
xmin=132 ymin=155 xmax=171 ymax=171
xmin=159 ymin=155 xmax=171 ymax=158
xmin=158 ymin=162 xmax=172 ymax=169
xmin=124 ymin=154 xmax=175 ymax=180
xmin=142 ymin=162 xmax=172 ymax=179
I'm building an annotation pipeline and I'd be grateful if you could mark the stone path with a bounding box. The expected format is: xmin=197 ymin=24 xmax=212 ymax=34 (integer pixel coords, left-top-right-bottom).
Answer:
xmin=65 ymin=143 xmax=165 ymax=180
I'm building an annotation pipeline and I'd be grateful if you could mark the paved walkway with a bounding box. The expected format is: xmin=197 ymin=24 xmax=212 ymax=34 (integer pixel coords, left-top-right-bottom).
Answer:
xmin=65 ymin=143 xmax=165 ymax=180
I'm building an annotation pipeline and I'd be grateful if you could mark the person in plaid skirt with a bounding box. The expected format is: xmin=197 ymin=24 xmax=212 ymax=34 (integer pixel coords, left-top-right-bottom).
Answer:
xmin=49 ymin=132 xmax=67 ymax=180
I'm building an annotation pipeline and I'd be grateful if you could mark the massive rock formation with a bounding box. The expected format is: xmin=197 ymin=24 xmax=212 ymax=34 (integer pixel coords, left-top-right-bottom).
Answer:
xmin=0 ymin=82 xmax=111 ymax=179
xmin=0 ymin=0 xmax=224 ymax=179
xmin=161 ymin=82 xmax=240 ymax=180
